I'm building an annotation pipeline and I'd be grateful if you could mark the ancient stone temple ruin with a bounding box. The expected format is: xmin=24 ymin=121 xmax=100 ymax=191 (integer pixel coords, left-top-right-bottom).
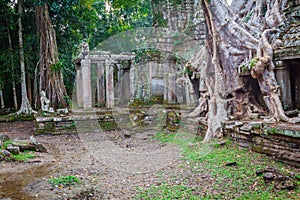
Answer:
xmin=274 ymin=0 xmax=300 ymax=110
xmin=74 ymin=50 xmax=135 ymax=109
xmin=73 ymin=0 xmax=206 ymax=109
xmin=73 ymin=44 xmax=200 ymax=109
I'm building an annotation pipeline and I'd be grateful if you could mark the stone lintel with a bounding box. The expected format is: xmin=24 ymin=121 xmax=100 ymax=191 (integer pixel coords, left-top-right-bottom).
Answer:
xmin=110 ymin=54 xmax=135 ymax=60
xmin=90 ymin=54 xmax=135 ymax=62
xmin=274 ymin=46 xmax=300 ymax=61
xmin=90 ymin=54 xmax=110 ymax=61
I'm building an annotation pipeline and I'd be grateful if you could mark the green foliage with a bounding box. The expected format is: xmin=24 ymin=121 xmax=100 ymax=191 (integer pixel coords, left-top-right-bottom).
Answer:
xmin=240 ymin=58 xmax=257 ymax=73
xmin=249 ymin=58 xmax=258 ymax=68
xmin=152 ymin=12 xmax=167 ymax=27
xmin=240 ymin=64 xmax=248 ymax=73
xmin=50 ymin=61 xmax=63 ymax=71
xmin=134 ymin=48 xmax=162 ymax=63
xmin=1 ymin=140 xmax=13 ymax=149
xmin=1 ymin=0 xmax=153 ymax=106
xmin=153 ymin=132 xmax=176 ymax=143
xmin=49 ymin=175 xmax=80 ymax=188
xmin=12 ymin=151 xmax=35 ymax=161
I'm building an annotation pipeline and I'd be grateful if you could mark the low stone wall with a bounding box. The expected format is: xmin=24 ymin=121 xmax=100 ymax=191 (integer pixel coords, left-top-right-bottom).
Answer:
xmin=35 ymin=108 xmax=184 ymax=135
xmin=35 ymin=116 xmax=76 ymax=135
xmin=225 ymin=121 xmax=300 ymax=167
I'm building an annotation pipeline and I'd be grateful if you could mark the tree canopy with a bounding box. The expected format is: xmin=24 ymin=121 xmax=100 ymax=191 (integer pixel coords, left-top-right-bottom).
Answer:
xmin=0 ymin=0 xmax=152 ymax=109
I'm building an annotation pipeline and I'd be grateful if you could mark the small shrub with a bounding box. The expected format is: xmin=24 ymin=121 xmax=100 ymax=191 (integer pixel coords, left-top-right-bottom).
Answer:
xmin=249 ymin=58 xmax=258 ymax=68
xmin=49 ymin=175 xmax=80 ymax=188
xmin=2 ymin=140 xmax=13 ymax=149
xmin=12 ymin=151 xmax=35 ymax=161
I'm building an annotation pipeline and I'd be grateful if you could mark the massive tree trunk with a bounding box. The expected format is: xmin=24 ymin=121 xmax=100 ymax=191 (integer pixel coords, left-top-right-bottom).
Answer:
xmin=200 ymin=0 xmax=296 ymax=141
xmin=16 ymin=0 xmax=35 ymax=114
xmin=36 ymin=4 xmax=67 ymax=109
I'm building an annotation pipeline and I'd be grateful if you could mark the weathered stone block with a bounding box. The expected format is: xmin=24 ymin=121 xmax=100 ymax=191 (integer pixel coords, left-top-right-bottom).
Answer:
xmin=7 ymin=146 xmax=19 ymax=155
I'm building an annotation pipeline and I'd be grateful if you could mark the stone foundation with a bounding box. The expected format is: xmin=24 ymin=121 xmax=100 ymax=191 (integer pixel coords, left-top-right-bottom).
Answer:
xmin=225 ymin=121 xmax=300 ymax=167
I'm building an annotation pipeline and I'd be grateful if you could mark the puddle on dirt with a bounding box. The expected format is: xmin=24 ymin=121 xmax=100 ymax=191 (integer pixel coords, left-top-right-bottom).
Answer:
xmin=0 ymin=163 xmax=53 ymax=200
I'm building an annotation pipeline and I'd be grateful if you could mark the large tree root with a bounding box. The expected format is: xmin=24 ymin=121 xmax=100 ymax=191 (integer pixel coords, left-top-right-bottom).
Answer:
xmin=263 ymin=92 xmax=300 ymax=123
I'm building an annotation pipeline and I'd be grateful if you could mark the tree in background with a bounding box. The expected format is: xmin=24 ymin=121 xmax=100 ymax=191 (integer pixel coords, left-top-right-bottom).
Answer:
xmin=0 ymin=0 xmax=153 ymax=111
xmin=17 ymin=0 xmax=35 ymax=114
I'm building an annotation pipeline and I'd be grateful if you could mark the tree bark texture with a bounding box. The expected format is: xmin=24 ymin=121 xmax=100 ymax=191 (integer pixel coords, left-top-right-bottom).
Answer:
xmin=36 ymin=5 xmax=67 ymax=109
xmin=17 ymin=0 xmax=34 ymax=114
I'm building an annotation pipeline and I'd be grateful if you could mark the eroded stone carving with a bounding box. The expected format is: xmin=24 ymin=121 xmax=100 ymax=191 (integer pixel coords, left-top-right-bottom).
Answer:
xmin=81 ymin=42 xmax=89 ymax=60
xmin=40 ymin=90 xmax=50 ymax=112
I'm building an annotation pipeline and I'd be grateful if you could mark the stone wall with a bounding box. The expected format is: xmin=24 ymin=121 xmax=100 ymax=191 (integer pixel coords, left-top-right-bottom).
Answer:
xmin=274 ymin=0 xmax=300 ymax=109
xmin=158 ymin=0 xmax=206 ymax=45
xmin=225 ymin=121 xmax=300 ymax=167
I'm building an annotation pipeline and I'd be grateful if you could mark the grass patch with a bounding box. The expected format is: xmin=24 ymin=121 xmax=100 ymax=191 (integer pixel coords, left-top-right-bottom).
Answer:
xmin=139 ymin=131 xmax=300 ymax=199
xmin=153 ymin=132 xmax=176 ymax=143
xmin=136 ymin=184 xmax=198 ymax=200
xmin=99 ymin=121 xmax=119 ymax=131
xmin=49 ymin=175 xmax=80 ymax=188
xmin=153 ymin=131 xmax=201 ymax=147
xmin=0 ymin=140 xmax=13 ymax=149
xmin=12 ymin=151 xmax=35 ymax=161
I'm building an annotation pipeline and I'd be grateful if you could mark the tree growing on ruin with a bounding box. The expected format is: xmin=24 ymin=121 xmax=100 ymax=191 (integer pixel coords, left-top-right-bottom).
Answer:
xmin=199 ymin=0 xmax=299 ymax=141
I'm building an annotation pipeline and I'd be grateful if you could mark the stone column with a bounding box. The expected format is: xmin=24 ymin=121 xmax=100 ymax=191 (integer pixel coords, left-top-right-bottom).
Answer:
xmin=105 ymin=60 xmax=114 ymax=108
xmin=81 ymin=59 xmax=92 ymax=109
xmin=117 ymin=63 xmax=122 ymax=82
xmin=275 ymin=61 xmax=292 ymax=109
xmin=116 ymin=63 xmax=123 ymax=104
xmin=129 ymin=60 xmax=135 ymax=98
xmin=148 ymin=61 xmax=153 ymax=97
xmin=164 ymin=73 xmax=168 ymax=102
xmin=97 ymin=61 xmax=105 ymax=105
xmin=76 ymin=65 xmax=83 ymax=108
xmin=168 ymin=74 xmax=176 ymax=103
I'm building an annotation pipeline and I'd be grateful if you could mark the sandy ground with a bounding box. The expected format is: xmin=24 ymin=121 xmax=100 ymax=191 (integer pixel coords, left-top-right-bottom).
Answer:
xmin=0 ymin=121 xmax=189 ymax=200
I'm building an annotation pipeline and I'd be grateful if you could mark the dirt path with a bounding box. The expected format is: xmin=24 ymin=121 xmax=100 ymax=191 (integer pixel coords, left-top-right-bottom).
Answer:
xmin=0 ymin=121 xmax=187 ymax=199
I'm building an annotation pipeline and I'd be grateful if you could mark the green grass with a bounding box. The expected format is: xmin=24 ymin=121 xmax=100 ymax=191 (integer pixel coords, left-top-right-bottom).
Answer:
xmin=153 ymin=131 xmax=201 ymax=147
xmin=136 ymin=184 xmax=199 ymax=200
xmin=1 ymin=140 xmax=13 ymax=149
xmin=49 ymin=175 xmax=80 ymax=188
xmin=12 ymin=151 xmax=35 ymax=161
xmin=137 ymin=131 xmax=300 ymax=199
